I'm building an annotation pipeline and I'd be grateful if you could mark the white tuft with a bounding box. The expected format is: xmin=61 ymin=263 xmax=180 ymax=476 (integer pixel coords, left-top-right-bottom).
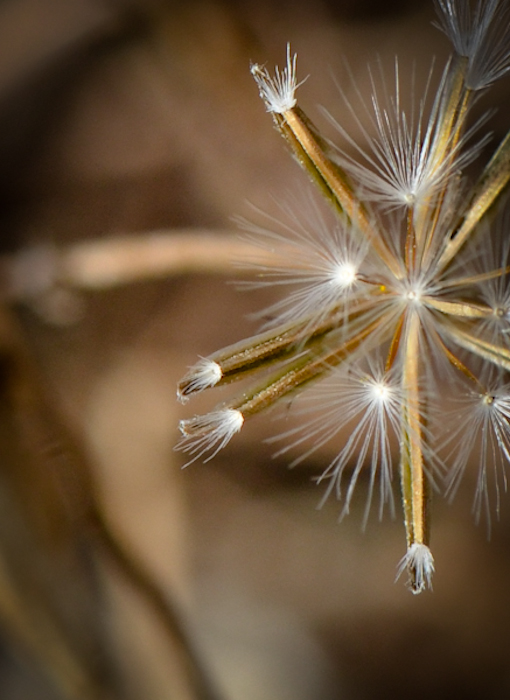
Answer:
xmin=403 ymin=285 xmax=424 ymax=305
xmin=177 ymin=408 xmax=244 ymax=464
xmin=396 ymin=543 xmax=435 ymax=594
xmin=177 ymin=359 xmax=222 ymax=403
xmin=435 ymin=0 xmax=510 ymax=89
xmin=467 ymin=226 xmax=510 ymax=346
xmin=331 ymin=261 xmax=357 ymax=288
xmin=370 ymin=381 xmax=391 ymax=402
xmin=325 ymin=60 xmax=489 ymax=210
xmin=251 ymin=44 xmax=305 ymax=114
xmin=439 ymin=382 xmax=510 ymax=533
xmin=269 ymin=361 xmax=403 ymax=527
xmin=236 ymin=194 xmax=370 ymax=330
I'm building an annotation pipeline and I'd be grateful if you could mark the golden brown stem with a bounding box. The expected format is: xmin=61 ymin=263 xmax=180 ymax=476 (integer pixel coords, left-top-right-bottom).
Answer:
xmin=278 ymin=107 xmax=402 ymax=278
xmin=438 ymin=130 xmax=510 ymax=271
xmin=233 ymin=307 xmax=398 ymax=418
xmin=400 ymin=311 xmax=430 ymax=588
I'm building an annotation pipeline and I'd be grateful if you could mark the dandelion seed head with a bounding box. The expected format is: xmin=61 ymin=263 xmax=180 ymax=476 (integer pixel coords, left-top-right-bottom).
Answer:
xmin=178 ymin=2 xmax=510 ymax=591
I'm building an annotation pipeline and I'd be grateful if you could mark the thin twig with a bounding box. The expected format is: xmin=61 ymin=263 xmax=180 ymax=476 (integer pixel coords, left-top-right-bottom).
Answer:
xmin=2 ymin=230 xmax=281 ymax=299
xmin=0 ymin=305 xmax=225 ymax=700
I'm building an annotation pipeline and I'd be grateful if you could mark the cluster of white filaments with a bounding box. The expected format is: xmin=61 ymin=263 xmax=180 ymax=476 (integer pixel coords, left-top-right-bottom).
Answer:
xmin=435 ymin=0 xmax=510 ymax=88
xmin=179 ymin=409 xmax=244 ymax=463
xmin=396 ymin=543 xmax=435 ymax=594
xmin=251 ymin=44 xmax=303 ymax=114
xmin=323 ymin=59 xmax=490 ymax=210
xmin=177 ymin=359 xmax=222 ymax=403
xmin=177 ymin=0 xmax=510 ymax=593
xmin=235 ymin=198 xmax=369 ymax=328
xmin=268 ymin=364 xmax=404 ymax=527
xmin=440 ymin=384 xmax=510 ymax=528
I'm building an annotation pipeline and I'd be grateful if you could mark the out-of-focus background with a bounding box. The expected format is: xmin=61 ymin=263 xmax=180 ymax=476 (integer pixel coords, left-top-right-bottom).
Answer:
xmin=2 ymin=1 xmax=510 ymax=699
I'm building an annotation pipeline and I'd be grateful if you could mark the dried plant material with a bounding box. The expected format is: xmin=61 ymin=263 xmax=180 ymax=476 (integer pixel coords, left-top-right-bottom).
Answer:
xmin=177 ymin=0 xmax=510 ymax=593
xmin=0 ymin=302 xmax=223 ymax=700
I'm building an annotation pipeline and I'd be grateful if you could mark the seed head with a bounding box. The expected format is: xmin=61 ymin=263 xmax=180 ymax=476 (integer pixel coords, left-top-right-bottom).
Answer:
xmin=177 ymin=0 xmax=510 ymax=593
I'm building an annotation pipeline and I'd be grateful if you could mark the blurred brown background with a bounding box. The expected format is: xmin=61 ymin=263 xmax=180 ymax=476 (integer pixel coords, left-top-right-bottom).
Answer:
xmin=2 ymin=0 xmax=510 ymax=699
